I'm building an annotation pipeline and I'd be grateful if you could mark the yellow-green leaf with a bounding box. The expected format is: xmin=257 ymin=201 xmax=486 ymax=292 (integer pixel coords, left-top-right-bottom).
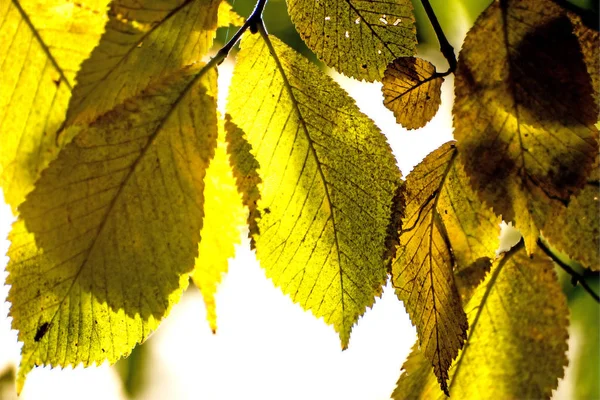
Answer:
xmin=192 ymin=123 xmax=246 ymax=333
xmin=227 ymin=33 xmax=402 ymax=347
xmin=449 ymin=243 xmax=569 ymax=398
xmin=7 ymin=64 xmax=217 ymax=391
xmin=287 ymin=0 xmax=416 ymax=81
xmin=66 ymin=0 xmax=222 ymax=125
xmin=392 ymin=141 xmax=500 ymax=394
xmin=0 ymin=0 xmax=109 ymax=210
xmin=391 ymin=342 xmax=440 ymax=400
xmin=224 ymin=114 xmax=261 ymax=248
xmin=382 ymin=57 xmax=444 ymax=130
xmin=392 ymin=243 xmax=569 ymax=399
xmin=453 ymin=0 xmax=598 ymax=253
xmin=542 ymin=161 xmax=599 ymax=270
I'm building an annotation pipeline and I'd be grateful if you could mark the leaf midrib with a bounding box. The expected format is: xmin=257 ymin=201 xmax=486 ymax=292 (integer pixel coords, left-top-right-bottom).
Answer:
xmin=257 ymin=29 xmax=349 ymax=338
xmin=23 ymin=64 xmax=213 ymax=365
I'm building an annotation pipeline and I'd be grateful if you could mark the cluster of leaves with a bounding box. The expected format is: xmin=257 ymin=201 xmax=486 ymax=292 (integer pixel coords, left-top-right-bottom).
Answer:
xmin=0 ymin=0 xmax=598 ymax=397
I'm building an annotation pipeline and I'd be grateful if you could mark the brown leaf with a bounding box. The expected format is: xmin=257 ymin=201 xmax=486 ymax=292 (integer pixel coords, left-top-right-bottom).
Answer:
xmin=382 ymin=57 xmax=444 ymax=129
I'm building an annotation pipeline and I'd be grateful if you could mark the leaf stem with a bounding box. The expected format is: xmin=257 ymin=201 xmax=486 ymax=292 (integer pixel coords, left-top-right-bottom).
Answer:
xmin=537 ymin=238 xmax=600 ymax=303
xmin=420 ymin=0 xmax=457 ymax=75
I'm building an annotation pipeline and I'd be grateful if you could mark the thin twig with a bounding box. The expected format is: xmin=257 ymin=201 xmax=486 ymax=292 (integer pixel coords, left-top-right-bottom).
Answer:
xmin=537 ymin=238 xmax=600 ymax=303
xmin=212 ymin=0 xmax=268 ymax=65
xmin=420 ymin=0 xmax=457 ymax=75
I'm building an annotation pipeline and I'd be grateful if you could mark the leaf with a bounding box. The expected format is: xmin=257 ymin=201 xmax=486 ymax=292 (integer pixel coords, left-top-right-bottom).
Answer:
xmin=542 ymin=160 xmax=599 ymax=270
xmin=392 ymin=141 xmax=500 ymax=394
xmin=391 ymin=342 xmax=440 ymax=400
xmin=382 ymin=57 xmax=444 ymax=130
xmin=226 ymin=33 xmax=402 ymax=347
xmin=0 ymin=0 xmax=109 ymax=210
xmin=392 ymin=243 xmax=569 ymax=399
xmin=217 ymin=1 xmax=244 ymax=28
xmin=192 ymin=122 xmax=246 ymax=333
xmin=449 ymin=243 xmax=569 ymax=398
xmin=66 ymin=0 xmax=222 ymax=125
xmin=568 ymin=12 xmax=599 ymax=105
xmin=224 ymin=114 xmax=262 ymax=248
xmin=453 ymin=0 xmax=598 ymax=253
xmin=287 ymin=0 xmax=416 ymax=81
xmin=7 ymin=64 xmax=218 ymax=391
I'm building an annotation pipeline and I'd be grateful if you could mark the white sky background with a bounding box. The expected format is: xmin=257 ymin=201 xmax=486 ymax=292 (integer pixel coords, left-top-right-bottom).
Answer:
xmin=0 ymin=13 xmax=578 ymax=399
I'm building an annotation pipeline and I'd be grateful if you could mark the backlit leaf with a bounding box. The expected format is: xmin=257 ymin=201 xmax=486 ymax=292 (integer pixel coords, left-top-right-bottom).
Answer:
xmin=392 ymin=141 xmax=500 ymax=394
xmin=287 ymin=0 xmax=416 ymax=81
xmin=227 ymin=33 xmax=402 ymax=347
xmin=453 ymin=0 xmax=598 ymax=253
xmin=542 ymin=161 xmax=599 ymax=270
xmin=224 ymin=115 xmax=261 ymax=248
xmin=217 ymin=1 xmax=244 ymax=28
xmin=392 ymin=243 xmax=569 ymax=399
xmin=449 ymin=243 xmax=569 ymax=398
xmin=382 ymin=57 xmax=444 ymax=130
xmin=7 ymin=64 xmax=217 ymax=391
xmin=391 ymin=342 xmax=439 ymax=400
xmin=66 ymin=0 xmax=222 ymax=125
xmin=0 ymin=0 xmax=109 ymax=210
xmin=192 ymin=123 xmax=246 ymax=333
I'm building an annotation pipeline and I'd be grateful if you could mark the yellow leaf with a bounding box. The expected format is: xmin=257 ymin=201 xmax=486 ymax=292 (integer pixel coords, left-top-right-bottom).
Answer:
xmin=287 ymin=0 xmax=416 ymax=81
xmin=392 ymin=243 xmax=569 ymax=399
xmin=392 ymin=141 xmax=500 ymax=394
xmin=66 ymin=0 xmax=222 ymax=125
xmin=217 ymin=1 xmax=244 ymax=28
xmin=224 ymin=115 xmax=261 ymax=248
xmin=382 ymin=57 xmax=444 ymax=130
xmin=227 ymin=33 xmax=402 ymax=347
xmin=453 ymin=0 xmax=598 ymax=253
xmin=0 ymin=0 xmax=109 ymax=210
xmin=7 ymin=64 xmax=218 ymax=391
xmin=192 ymin=123 xmax=246 ymax=333
xmin=542 ymin=160 xmax=600 ymax=270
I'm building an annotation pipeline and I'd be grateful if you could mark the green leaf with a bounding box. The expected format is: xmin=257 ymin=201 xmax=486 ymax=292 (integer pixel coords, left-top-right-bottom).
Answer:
xmin=192 ymin=122 xmax=246 ymax=333
xmin=0 ymin=0 xmax=109 ymax=210
xmin=287 ymin=0 xmax=416 ymax=81
xmin=453 ymin=0 xmax=598 ymax=253
xmin=7 ymin=64 xmax=217 ymax=392
xmin=226 ymin=32 xmax=402 ymax=347
xmin=392 ymin=141 xmax=500 ymax=394
xmin=392 ymin=243 xmax=569 ymax=399
xmin=382 ymin=57 xmax=444 ymax=130
xmin=542 ymin=160 xmax=599 ymax=270
xmin=66 ymin=0 xmax=222 ymax=125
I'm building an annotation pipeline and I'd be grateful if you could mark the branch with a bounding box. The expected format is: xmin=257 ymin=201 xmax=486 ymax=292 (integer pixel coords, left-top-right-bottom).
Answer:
xmin=210 ymin=0 xmax=267 ymax=66
xmin=537 ymin=238 xmax=600 ymax=303
xmin=420 ymin=0 xmax=457 ymax=76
